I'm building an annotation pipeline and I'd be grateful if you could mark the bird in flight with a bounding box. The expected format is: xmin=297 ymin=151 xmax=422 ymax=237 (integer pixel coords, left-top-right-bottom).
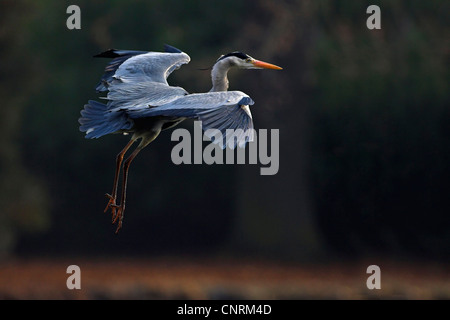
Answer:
xmin=79 ymin=45 xmax=282 ymax=233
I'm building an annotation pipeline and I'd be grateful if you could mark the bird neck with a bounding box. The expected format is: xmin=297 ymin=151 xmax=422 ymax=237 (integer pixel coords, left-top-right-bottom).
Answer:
xmin=210 ymin=59 xmax=231 ymax=92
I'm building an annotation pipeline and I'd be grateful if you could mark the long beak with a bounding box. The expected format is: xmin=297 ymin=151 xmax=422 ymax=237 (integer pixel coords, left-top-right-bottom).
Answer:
xmin=252 ymin=59 xmax=283 ymax=70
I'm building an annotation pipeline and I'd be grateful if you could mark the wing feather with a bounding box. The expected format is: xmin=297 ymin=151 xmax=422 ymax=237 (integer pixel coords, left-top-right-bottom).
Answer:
xmin=113 ymin=51 xmax=190 ymax=85
xmin=126 ymin=91 xmax=255 ymax=148
xmin=103 ymin=47 xmax=191 ymax=110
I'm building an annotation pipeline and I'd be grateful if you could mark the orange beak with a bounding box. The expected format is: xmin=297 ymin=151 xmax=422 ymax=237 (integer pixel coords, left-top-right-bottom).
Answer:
xmin=252 ymin=59 xmax=283 ymax=70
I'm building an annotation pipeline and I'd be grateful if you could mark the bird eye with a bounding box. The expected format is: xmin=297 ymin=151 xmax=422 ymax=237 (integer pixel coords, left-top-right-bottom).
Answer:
xmin=246 ymin=58 xmax=252 ymax=63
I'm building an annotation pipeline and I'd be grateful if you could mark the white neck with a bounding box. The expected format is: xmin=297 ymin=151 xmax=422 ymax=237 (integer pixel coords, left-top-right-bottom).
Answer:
xmin=209 ymin=59 xmax=232 ymax=92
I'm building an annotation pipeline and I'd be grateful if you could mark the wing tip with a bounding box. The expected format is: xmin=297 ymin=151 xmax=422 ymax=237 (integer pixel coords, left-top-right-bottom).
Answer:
xmin=93 ymin=49 xmax=119 ymax=58
xmin=239 ymin=96 xmax=255 ymax=106
xmin=164 ymin=44 xmax=183 ymax=53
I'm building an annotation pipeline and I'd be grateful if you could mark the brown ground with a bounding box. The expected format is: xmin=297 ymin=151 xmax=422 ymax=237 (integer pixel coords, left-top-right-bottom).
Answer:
xmin=0 ymin=257 xmax=448 ymax=299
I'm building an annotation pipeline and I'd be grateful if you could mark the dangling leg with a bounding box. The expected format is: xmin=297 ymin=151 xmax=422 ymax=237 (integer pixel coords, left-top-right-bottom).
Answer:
xmin=104 ymin=138 xmax=136 ymax=216
xmin=111 ymin=144 xmax=144 ymax=233
xmin=110 ymin=130 xmax=161 ymax=234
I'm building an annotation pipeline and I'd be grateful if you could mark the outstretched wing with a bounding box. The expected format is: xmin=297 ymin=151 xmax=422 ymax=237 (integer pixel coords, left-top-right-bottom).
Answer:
xmin=94 ymin=49 xmax=149 ymax=92
xmin=94 ymin=45 xmax=189 ymax=91
xmin=126 ymin=91 xmax=255 ymax=149
xmin=80 ymin=46 xmax=191 ymax=139
xmin=113 ymin=51 xmax=190 ymax=86
xmin=96 ymin=45 xmax=191 ymax=110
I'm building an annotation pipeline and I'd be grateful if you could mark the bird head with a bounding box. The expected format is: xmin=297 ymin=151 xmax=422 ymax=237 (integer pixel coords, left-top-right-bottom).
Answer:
xmin=216 ymin=51 xmax=282 ymax=70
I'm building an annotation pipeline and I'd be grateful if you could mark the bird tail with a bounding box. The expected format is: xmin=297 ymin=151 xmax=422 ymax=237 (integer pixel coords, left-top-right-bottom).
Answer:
xmin=79 ymin=100 xmax=133 ymax=139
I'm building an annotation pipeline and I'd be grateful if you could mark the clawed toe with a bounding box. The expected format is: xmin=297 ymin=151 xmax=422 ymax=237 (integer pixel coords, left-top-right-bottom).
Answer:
xmin=104 ymin=198 xmax=124 ymax=234
xmin=110 ymin=204 xmax=121 ymax=223
xmin=111 ymin=205 xmax=124 ymax=234
xmin=115 ymin=219 xmax=123 ymax=234
xmin=104 ymin=193 xmax=116 ymax=213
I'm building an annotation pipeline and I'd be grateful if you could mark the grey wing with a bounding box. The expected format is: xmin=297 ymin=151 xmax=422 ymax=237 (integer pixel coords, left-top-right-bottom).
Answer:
xmin=80 ymin=46 xmax=191 ymax=139
xmin=126 ymin=91 xmax=255 ymax=149
xmin=94 ymin=45 xmax=186 ymax=92
xmin=113 ymin=51 xmax=191 ymax=85
xmin=105 ymin=49 xmax=191 ymax=110
xmin=94 ymin=49 xmax=149 ymax=92
xmin=106 ymin=82 xmax=188 ymax=111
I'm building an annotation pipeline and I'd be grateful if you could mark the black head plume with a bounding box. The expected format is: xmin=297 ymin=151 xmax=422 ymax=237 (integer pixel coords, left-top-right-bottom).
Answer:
xmin=217 ymin=51 xmax=250 ymax=62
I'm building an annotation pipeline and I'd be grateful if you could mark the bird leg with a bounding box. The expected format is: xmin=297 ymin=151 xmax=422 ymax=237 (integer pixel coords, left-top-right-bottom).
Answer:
xmin=111 ymin=145 xmax=143 ymax=234
xmin=104 ymin=139 xmax=136 ymax=217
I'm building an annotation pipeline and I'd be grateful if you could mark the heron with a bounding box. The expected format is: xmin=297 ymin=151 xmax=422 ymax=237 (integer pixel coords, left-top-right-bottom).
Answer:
xmin=79 ymin=45 xmax=282 ymax=233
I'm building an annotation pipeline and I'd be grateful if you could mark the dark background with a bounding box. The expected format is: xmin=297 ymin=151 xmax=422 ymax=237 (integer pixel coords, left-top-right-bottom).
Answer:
xmin=0 ymin=0 xmax=448 ymax=299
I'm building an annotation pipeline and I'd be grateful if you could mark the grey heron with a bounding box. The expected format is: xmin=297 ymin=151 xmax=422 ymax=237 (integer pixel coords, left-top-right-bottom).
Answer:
xmin=79 ymin=45 xmax=282 ymax=233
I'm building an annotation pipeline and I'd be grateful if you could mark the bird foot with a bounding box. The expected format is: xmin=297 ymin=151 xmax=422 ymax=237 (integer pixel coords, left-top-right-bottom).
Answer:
xmin=104 ymin=193 xmax=125 ymax=233
xmin=104 ymin=193 xmax=117 ymax=213
xmin=110 ymin=203 xmax=125 ymax=234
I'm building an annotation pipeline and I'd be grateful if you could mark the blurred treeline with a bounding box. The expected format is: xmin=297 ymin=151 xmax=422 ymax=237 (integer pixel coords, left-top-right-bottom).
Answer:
xmin=0 ymin=0 xmax=448 ymax=261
